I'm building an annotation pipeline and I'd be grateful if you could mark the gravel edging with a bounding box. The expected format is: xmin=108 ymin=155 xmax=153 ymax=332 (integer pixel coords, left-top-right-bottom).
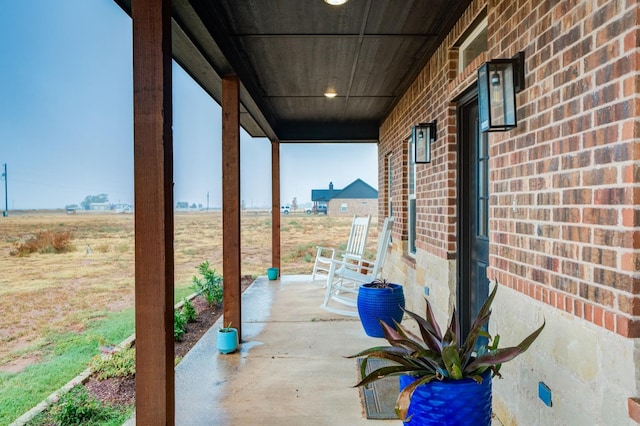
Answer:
xmin=8 ymin=292 xmax=200 ymax=426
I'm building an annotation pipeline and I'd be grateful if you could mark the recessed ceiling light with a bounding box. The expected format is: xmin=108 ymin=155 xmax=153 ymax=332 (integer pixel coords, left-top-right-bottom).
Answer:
xmin=324 ymin=90 xmax=337 ymax=98
xmin=324 ymin=0 xmax=348 ymax=5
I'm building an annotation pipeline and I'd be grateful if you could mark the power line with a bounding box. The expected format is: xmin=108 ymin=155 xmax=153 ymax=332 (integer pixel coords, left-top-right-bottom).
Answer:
xmin=2 ymin=163 xmax=7 ymax=217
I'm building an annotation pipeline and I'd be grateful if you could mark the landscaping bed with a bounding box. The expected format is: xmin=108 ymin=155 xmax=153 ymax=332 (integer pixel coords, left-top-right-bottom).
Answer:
xmin=26 ymin=276 xmax=254 ymax=425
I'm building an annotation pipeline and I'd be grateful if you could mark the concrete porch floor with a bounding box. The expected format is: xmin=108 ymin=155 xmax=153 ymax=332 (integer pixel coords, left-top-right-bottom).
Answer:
xmin=126 ymin=274 xmax=503 ymax=425
xmin=172 ymin=274 xmax=398 ymax=425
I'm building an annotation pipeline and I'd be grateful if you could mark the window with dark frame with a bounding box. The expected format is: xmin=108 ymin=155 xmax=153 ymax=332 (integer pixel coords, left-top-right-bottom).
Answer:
xmin=408 ymin=134 xmax=417 ymax=256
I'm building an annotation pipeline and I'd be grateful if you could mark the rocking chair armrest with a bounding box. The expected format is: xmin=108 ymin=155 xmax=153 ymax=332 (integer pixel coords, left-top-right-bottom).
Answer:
xmin=328 ymin=256 xmax=350 ymax=268
xmin=330 ymin=262 xmax=371 ymax=284
xmin=328 ymin=254 xmax=368 ymax=274
xmin=315 ymin=245 xmax=336 ymax=258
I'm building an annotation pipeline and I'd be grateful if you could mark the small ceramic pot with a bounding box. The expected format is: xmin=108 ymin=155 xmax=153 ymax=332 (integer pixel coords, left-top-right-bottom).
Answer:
xmin=216 ymin=327 xmax=238 ymax=354
xmin=267 ymin=267 xmax=279 ymax=280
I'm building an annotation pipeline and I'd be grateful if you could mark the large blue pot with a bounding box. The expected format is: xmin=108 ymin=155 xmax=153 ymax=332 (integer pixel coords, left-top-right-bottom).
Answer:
xmin=356 ymin=282 xmax=405 ymax=337
xmin=398 ymin=371 xmax=492 ymax=426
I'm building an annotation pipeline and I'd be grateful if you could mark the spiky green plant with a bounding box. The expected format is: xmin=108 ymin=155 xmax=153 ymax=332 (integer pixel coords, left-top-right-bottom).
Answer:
xmin=191 ymin=261 xmax=223 ymax=306
xmin=348 ymin=284 xmax=544 ymax=421
xmin=219 ymin=322 xmax=234 ymax=332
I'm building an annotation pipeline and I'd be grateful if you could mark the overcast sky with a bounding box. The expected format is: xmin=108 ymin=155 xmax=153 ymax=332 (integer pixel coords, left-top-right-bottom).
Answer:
xmin=0 ymin=0 xmax=378 ymax=210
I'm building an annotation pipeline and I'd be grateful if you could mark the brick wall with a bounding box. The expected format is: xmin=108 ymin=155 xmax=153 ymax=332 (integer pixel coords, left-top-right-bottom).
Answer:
xmin=488 ymin=0 xmax=639 ymax=338
xmin=378 ymin=0 xmax=639 ymax=337
xmin=327 ymin=198 xmax=378 ymax=217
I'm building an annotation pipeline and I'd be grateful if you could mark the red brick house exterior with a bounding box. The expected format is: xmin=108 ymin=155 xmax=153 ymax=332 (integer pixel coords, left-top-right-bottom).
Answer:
xmin=378 ymin=0 xmax=639 ymax=424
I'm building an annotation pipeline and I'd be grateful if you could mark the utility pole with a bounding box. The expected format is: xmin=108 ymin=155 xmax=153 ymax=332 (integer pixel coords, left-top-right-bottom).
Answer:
xmin=2 ymin=164 xmax=7 ymax=217
xmin=206 ymin=191 xmax=209 ymax=211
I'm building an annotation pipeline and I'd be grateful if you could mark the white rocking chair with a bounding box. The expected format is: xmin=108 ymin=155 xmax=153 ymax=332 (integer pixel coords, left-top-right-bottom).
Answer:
xmin=311 ymin=215 xmax=371 ymax=284
xmin=320 ymin=217 xmax=394 ymax=316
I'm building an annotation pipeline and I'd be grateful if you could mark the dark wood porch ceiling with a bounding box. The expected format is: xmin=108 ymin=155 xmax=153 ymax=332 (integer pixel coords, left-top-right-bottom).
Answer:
xmin=115 ymin=0 xmax=472 ymax=143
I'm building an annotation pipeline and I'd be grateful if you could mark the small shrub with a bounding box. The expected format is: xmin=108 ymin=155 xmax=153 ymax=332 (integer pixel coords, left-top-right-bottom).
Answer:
xmin=51 ymin=386 xmax=105 ymax=425
xmin=30 ymin=384 xmax=132 ymax=426
xmin=191 ymin=261 xmax=223 ymax=306
xmin=174 ymin=310 xmax=187 ymax=341
xmin=10 ymin=230 xmax=75 ymax=256
xmin=181 ymin=298 xmax=197 ymax=323
xmin=90 ymin=347 xmax=136 ymax=381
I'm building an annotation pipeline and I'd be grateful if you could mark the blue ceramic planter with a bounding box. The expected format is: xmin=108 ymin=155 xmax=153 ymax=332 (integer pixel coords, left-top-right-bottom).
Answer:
xmin=399 ymin=371 xmax=492 ymax=426
xmin=356 ymin=282 xmax=405 ymax=337
xmin=267 ymin=267 xmax=279 ymax=280
xmin=216 ymin=328 xmax=238 ymax=354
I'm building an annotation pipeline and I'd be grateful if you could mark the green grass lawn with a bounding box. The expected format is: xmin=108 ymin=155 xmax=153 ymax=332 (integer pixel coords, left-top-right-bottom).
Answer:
xmin=0 ymin=287 xmax=196 ymax=425
xmin=0 ymin=308 xmax=134 ymax=425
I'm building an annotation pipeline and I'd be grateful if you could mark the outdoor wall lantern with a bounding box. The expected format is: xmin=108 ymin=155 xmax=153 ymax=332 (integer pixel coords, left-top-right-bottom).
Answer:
xmin=413 ymin=120 xmax=437 ymax=163
xmin=478 ymin=51 xmax=525 ymax=132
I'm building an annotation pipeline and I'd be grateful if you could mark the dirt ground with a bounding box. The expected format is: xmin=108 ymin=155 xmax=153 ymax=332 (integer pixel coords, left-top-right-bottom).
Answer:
xmin=85 ymin=276 xmax=254 ymax=408
xmin=0 ymin=212 xmax=361 ymax=369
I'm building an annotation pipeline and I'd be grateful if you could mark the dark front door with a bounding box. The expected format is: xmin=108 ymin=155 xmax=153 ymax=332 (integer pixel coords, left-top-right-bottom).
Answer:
xmin=457 ymin=89 xmax=490 ymax=340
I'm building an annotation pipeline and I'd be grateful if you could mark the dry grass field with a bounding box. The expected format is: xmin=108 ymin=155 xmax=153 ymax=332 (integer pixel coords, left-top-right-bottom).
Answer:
xmin=0 ymin=210 xmax=378 ymax=374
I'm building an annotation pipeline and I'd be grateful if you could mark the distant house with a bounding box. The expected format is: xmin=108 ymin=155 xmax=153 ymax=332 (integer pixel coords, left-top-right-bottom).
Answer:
xmin=311 ymin=179 xmax=378 ymax=217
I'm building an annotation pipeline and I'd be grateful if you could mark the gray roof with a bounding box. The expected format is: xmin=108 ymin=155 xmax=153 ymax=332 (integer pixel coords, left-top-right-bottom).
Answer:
xmin=334 ymin=179 xmax=378 ymax=199
xmin=114 ymin=0 xmax=472 ymax=143
xmin=312 ymin=179 xmax=377 ymax=202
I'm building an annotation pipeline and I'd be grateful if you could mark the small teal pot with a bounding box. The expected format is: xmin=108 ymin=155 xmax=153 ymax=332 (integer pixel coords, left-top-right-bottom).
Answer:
xmin=356 ymin=282 xmax=405 ymax=337
xmin=267 ymin=267 xmax=279 ymax=280
xmin=216 ymin=328 xmax=238 ymax=354
xmin=398 ymin=370 xmax=492 ymax=425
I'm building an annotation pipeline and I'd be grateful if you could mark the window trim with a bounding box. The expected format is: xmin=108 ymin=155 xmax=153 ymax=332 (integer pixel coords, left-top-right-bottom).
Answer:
xmin=387 ymin=153 xmax=393 ymax=219
xmin=458 ymin=16 xmax=488 ymax=73
xmin=408 ymin=134 xmax=417 ymax=257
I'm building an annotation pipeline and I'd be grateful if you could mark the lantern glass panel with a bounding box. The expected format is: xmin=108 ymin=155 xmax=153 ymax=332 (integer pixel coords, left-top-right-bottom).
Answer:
xmin=478 ymin=60 xmax=518 ymax=132
xmin=413 ymin=123 xmax=435 ymax=163
xmin=414 ymin=125 xmax=431 ymax=163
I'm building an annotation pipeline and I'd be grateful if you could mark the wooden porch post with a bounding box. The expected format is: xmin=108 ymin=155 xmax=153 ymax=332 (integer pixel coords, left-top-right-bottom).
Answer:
xmin=271 ymin=140 xmax=281 ymax=271
xmin=132 ymin=0 xmax=174 ymax=424
xmin=222 ymin=75 xmax=241 ymax=336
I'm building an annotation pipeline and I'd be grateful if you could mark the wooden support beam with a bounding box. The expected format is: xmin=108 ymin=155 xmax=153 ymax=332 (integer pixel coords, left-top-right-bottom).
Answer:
xmin=222 ymin=75 xmax=241 ymax=337
xmin=271 ymin=140 xmax=281 ymax=271
xmin=132 ymin=0 xmax=174 ymax=424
